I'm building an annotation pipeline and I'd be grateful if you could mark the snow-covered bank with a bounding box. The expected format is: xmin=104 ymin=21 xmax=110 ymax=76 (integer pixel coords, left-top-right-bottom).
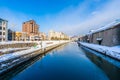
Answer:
xmin=79 ymin=42 xmax=120 ymax=61
xmin=0 ymin=40 xmax=69 ymax=74
xmin=0 ymin=41 xmax=68 ymax=62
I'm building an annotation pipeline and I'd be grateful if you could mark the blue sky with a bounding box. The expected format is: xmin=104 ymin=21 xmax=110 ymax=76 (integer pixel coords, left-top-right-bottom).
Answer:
xmin=0 ymin=0 xmax=120 ymax=36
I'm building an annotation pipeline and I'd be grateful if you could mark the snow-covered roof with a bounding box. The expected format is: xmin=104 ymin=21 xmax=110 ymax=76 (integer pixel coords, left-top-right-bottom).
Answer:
xmin=90 ymin=19 xmax=120 ymax=34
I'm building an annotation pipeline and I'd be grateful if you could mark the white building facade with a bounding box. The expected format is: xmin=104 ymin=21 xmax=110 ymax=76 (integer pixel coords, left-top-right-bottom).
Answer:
xmin=0 ymin=18 xmax=8 ymax=42
xmin=49 ymin=30 xmax=69 ymax=40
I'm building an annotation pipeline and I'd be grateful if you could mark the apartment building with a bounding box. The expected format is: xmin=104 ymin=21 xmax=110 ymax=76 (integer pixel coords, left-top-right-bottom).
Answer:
xmin=0 ymin=18 xmax=8 ymax=41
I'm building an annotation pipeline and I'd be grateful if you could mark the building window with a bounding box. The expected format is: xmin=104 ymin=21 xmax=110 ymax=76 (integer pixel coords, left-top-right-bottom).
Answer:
xmin=3 ymin=32 xmax=5 ymax=35
xmin=3 ymin=27 xmax=5 ymax=30
xmin=0 ymin=26 xmax=2 ymax=30
xmin=3 ymin=38 xmax=5 ymax=41
xmin=32 ymin=23 xmax=34 ymax=33
xmin=0 ymin=21 xmax=2 ymax=25
xmin=0 ymin=32 xmax=2 ymax=35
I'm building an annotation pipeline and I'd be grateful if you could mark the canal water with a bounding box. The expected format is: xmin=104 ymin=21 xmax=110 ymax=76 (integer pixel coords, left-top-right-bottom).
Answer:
xmin=1 ymin=42 xmax=120 ymax=80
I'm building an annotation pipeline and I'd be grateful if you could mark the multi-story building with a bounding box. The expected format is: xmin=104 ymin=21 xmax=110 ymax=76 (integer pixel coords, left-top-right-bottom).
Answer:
xmin=15 ymin=31 xmax=29 ymax=41
xmin=22 ymin=20 xmax=40 ymax=41
xmin=49 ymin=30 xmax=69 ymax=40
xmin=22 ymin=20 xmax=39 ymax=35
xmin=49 ymin=30 xmax=55 ymax=40
xmin=39 ymin=32 xmax=47 ymax=40
xmin=0 ymin=18 xmax=8 ymax=42
xmin=15 ymin=31 xmax=22 ymax=41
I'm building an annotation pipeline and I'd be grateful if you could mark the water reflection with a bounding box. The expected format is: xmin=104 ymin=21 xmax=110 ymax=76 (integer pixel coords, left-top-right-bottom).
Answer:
xmin=0 ymin=54 xmax=43 ymax=80
xmin=9 ymin=43 xmax=109 ymax=80
xmin=0 ymin=44 xmax=68 ymax=80
xmin=81 ymin=46 xmax=120 ymax=80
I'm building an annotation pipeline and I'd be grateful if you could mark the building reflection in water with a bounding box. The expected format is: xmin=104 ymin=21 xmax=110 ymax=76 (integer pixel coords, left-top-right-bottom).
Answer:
xmin=80 ymin=46 xmax=120 ymax=80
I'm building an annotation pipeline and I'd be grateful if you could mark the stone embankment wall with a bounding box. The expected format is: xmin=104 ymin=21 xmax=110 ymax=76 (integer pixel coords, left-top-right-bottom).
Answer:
xmin=0 ymin=42 xmax=36 ymax=49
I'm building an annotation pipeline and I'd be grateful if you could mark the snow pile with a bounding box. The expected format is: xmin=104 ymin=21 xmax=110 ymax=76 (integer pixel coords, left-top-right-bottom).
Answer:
xmin=79 ymin=42 xmax=120 ymax=60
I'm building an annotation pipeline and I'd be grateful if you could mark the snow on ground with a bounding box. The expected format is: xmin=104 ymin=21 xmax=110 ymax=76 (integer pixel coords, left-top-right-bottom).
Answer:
xmin=0 ymin=40 xmax=69 ymax=63
xmin=79 ymin=42 xmax=120 ymax=60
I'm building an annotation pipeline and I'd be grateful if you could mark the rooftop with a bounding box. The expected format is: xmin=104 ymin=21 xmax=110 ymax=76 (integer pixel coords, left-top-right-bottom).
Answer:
xmin=0 ymin=18 xmax=8 ymax=22
xmin=89 ymin=19 xmax=120 ymax=34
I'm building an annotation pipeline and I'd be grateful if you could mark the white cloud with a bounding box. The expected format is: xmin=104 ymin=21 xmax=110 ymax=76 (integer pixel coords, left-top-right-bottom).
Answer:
xmin=44 ymin=0 xmax=120 ymax=36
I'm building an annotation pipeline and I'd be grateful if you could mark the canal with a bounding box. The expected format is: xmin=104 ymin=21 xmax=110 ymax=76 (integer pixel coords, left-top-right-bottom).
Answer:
xmin=0 ymin=42 xmax=120 ymax=80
